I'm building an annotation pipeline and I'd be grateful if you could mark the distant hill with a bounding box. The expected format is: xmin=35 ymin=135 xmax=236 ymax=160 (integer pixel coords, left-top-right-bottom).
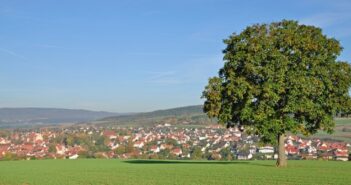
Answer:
xmin=0 ymin=105 xmax=216 ymax=128
xmin=0 ymin=108 xmax=123 ymax=128
xmin=99 ymin=105 xmax=216 ymax=127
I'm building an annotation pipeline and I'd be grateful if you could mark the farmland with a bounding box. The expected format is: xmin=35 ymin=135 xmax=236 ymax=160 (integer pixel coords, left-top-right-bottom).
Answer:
xmin=304 ymin=118 xmax=351 ymax=143
xmin=0 ymin=159 xmax=350 ymax=185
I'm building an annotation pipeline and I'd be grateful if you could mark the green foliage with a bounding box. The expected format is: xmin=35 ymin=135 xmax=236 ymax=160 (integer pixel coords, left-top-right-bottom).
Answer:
xmin=0 ymin=130 xmax=10 ymax=138
xmin=203 ymin=20 xmax=351 ymax=144
xmin=48 ymin=144 xmax=57 ymax=153
xmin=2 ymin=153 xmax=17 ymax=161
xmin=77 ymin=151 xmax=94 ymax=159
xmin=114 ymin=145 xmax=126 ymax=155
xmin=157 ymin=149 xmax=171 ymax=159
xmin=165 ymin=138 xmax=178 ymax=146
xmin=220 ymin=147 xmax=234 ymax=161
xmin=191 ymin=147 xmax=203 ymax=160
xmin=252 ymin=153 xmax=268 ymax=160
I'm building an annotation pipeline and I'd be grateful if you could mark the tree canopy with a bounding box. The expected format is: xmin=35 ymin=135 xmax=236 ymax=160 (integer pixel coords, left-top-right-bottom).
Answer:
xmin=202 ymin=20 xmax=351 ymax=166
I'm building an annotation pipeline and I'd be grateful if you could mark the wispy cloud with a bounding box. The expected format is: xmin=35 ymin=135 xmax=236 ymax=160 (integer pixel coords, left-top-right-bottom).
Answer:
xmin=144 ymin=54 xmax=223 ymax=85
xmin=300 ymin=11 xmax=351 ymax=39
xmin=146 ymin=71 xmax=182 ymax=84
xmin=300 ymin=12 xmax=351 ymax=28
xmin=148 ymin=71 xmax=177 ymax=79
xmin=35 ymin=44 xmax=62 ymax=49
xmin=0 ymin=48 xmax=27 ymax=60
xmin=0 ymin=5 xmax=43 ymax=23
xmin=34 ymin=44 xmax=75 ymax=50
xmin=126 ymin=52 xmax=166 ymax=56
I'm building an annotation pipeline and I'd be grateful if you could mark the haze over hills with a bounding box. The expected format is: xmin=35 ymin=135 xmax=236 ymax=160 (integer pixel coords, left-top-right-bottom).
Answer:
xmin=0 ymin=105 xmax=213 ymax=128
xmin=0 ymin=108 xmax=124 ymax=128
xmin=99 ymin=105 xmax=215 ymax=127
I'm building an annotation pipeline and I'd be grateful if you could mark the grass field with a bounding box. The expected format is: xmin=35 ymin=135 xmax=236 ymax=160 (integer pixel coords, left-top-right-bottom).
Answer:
xmin=0 ymin=159 xmax=350 ymax=185
xmin=296 ymin=118 xmax=351 ymax=143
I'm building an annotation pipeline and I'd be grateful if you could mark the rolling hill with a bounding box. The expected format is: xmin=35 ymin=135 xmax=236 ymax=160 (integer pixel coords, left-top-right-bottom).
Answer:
xmin=99 ymin=105 xmax=215 ymax=127
xmin=0 ymin=108 xmax=123 ymax=128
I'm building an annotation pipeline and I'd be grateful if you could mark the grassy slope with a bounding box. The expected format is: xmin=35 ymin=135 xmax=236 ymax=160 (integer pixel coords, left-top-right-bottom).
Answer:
xmin=302 ymin=118 xmax=351 ymax=143
xmin=0 ymin=160 xmax=350 ymax=185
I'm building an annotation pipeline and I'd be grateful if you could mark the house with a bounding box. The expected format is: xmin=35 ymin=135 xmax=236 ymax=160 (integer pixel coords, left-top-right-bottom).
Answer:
xmin=27 ymin=133 xmax=43 ymax=143
xmin=198 ymin=136 xmax=207 ymax=141
xmin=171 ymin=148 xmax=182 ymax=156
xmin=55 ymin=144 xmax=66 ymax=155
xmin=237 ymin=151 xmax=252 ymax=160
xmin=285 ymin=146 xmax=299 ymax=155
xmin=300 ymin=145 xmax=317 ymax=160
xmin=258 ymin=146 xmax=275 ymax=159
xmin=150 ymin=145 xmax=160 ymax=153
xmin=108 ymin=142 xmax=119 ymax=150
xmin=0 ymin=138 xmax=10 ymax=144
xmin=320 ymin=152 xmax=334 ymax=160
xmin=160 ymin=144 xmax=173 ymax=150
xmin=21 ymin=143 xmax=34 ymax=152
xmin=133 ymin=141 xmax=144 ymax=148
xmin=334 ymin=150 xmax=349 ymax=161
xmin=0 ymin=144 xmax=10 ymax=157
xmin=318 ymin=143 xmax=329 ymax=151
xmin=0 ymin=149 xmax=5 ymax=157
xmin=69 ymin=154 xmax=79 ymax=159
xmin=35 ymin=133 xmax=43 ymax=142
xmin=249 ymin=146 xmax=257 ymax=154
xmin=258 ymin=146 xmax=274 ymax=154
xmin=103 ymin=130 xmax=117 ymax=140
xmin=106 ymin=151 xmax=115 ymax=159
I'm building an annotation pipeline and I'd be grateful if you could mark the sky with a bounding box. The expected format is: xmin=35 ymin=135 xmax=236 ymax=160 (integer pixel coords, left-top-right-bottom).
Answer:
xmin=1 ymin=0 xmax=351 ymax=112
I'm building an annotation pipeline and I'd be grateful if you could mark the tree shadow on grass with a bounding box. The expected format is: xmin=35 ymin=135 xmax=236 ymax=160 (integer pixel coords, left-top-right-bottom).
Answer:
xmin=123 ymin=160 xmax=274 ymax=167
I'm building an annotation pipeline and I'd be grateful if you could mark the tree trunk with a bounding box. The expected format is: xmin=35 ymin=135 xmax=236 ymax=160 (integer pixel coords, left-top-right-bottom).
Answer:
xmin=276 ymin=134 xmax=287 ymax=167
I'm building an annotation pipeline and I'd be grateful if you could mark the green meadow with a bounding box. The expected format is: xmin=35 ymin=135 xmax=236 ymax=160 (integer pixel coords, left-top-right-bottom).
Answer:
xmin=305 ymin=118 xmax=351 ymax=143
xmin=0 ymin=159 xmax=350 ymax=185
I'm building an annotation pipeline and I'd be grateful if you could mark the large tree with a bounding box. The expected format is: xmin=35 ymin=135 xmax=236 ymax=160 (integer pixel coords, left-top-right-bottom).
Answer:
xmin=202 ymin=20 xmax=351 ymax=167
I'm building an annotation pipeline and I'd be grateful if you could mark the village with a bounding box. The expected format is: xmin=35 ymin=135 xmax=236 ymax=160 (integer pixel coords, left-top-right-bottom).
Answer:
xmin=0 ymin=124 xmax=349 ymax=161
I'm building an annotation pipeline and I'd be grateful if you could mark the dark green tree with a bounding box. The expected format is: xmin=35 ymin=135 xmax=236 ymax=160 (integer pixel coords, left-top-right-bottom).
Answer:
xmin=202 ymin=20 xmax=351 ymax=167
xmin=191 ymin=146 xmax=203 ymax=160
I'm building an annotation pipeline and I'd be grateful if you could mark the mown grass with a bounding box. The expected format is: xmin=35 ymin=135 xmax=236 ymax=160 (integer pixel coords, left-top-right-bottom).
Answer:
xmin=0 ymin=159 xmax=350 ymax=185
xmin=335 ymin=118 xmax=351 ymax=125
xmin=297 ymin=118 xmax=351 ymax=143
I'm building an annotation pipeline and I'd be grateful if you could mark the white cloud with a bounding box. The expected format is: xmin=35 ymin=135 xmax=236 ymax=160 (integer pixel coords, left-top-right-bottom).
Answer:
xmin=0 ymin=48 xmax=27 ymax=60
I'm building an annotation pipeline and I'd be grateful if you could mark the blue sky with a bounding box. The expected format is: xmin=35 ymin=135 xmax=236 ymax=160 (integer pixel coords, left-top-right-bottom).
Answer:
xmin=1 ymin=0 xmax=351 ymax=112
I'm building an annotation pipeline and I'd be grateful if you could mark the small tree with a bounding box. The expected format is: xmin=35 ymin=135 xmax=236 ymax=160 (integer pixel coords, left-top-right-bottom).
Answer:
xmin=191 ymin=146 xmax=203 ymax=160
xmin=202 ymin=20 xmax=351 ymax=167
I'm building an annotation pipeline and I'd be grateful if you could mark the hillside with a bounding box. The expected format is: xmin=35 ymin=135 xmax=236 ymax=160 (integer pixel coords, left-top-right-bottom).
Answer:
xmin=0 ymin=108 xmax=123 ymax=128
xmin=99 ymin=105 xmax=215 ymax=127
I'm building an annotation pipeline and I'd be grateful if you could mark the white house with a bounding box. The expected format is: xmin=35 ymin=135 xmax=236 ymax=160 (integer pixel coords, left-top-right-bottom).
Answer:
xmin=150 ymin=145 xmax=160 ymax=153
xmin=258 ymin=146 xmax=274 ymax=154
xmin=56 ymin=144 xmax=66 ymax=155
xmin=69 ymin=154 xmax=79 ymax=159
xmin=133 ymin=141 xmax=144 ymax=148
